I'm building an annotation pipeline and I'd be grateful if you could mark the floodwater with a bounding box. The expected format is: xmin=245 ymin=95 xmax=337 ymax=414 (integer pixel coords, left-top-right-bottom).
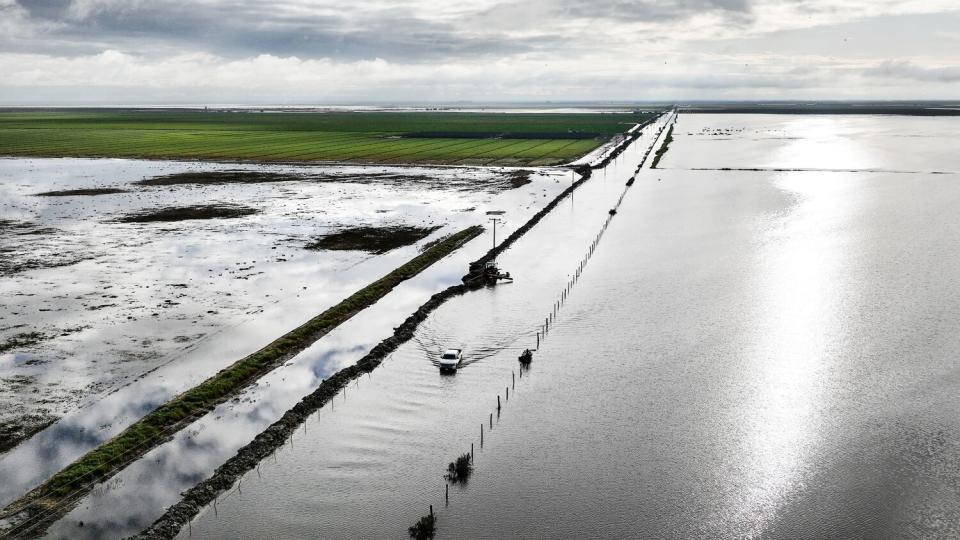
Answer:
xmin=661 ymin=114 xmax=960 ymax=173
xmin=171 ymin=114 xmax=960 ymax=539
xmin=30 ymin=118 xmax=670 ymax=539
xmin=0 ymin=159 xmax=570 ymax=503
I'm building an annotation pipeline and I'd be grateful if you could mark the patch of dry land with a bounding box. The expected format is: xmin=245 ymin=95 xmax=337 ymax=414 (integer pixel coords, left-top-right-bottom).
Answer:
xmin=0 ymin=109 xmax=657 ymax=166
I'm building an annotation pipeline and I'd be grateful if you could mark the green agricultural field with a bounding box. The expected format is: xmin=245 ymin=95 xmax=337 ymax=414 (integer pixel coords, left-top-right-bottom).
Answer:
xmin=0 ymin=110 xmax=657 ymax=166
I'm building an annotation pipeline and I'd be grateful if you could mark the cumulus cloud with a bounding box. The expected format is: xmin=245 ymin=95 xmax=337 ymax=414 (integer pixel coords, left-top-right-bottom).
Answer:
xmin=555 ymin=0 xmax=753 ymax=24
xmin=2 ymin=0 xmax=960 ymax=102
xmin=864 ymin=60 xmax=960 ymax=83
xmin=8 ymin=0 xmax=552 ymax=60
xmin=0 ymin=48 xmax=866 ymax=104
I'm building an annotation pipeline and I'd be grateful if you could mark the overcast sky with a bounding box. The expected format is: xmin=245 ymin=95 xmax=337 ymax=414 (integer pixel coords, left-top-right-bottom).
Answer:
xmin=2 ymin=0 xmax=959 ymax=105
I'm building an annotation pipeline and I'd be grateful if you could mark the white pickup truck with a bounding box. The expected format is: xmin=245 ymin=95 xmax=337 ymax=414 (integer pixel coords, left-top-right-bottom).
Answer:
xmin=439 ymin=349 xmax=463 ymax=372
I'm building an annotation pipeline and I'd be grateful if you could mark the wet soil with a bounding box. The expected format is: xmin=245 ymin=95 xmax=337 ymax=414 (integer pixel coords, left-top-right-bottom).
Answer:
xmin=0 ymin=223 xmax=91 ymax=276
xmin=0 ymin=332 xmax=48 ymax=354
xmin=0 ymin=219 xmax=36 ymax=232
xmin=0 ymin=254 xmax=93 ymax=276
xmin=114 ymin=205 xmax=260 ymax=223
xmin=134 ymin=169 xmax=535 ymax=193
xmin=134 ymin=171 xmax=303 ymax=186
xmin=505 ymin=169 xmax=534 ymax=188
xmin=305 ymin=226 xmax=441 ymax=254
xmin=0 ymin=220 xmax=59 ymax=238
xmin=34 ymin=188 xmax=128 ymax=197
xmin=0 ymin=415 xmax=56 ymax=455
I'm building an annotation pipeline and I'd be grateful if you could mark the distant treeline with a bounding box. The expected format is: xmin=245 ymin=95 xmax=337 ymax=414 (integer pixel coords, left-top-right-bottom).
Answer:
xmin=400 ymin=131 xmax=601 ymax=139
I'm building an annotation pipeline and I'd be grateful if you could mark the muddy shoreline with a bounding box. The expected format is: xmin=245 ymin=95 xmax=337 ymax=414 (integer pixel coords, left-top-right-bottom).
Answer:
xmin=0 ymin=153 xmax=587 ymax=170
xmin=0 ymin=416 xmax=55 ymax=455
xmin=305 ymin=225 xmax=441 ymax=254
xmin=34 ymin=188 xmax=128 ymax=197
xmin=115 ymin=204 xmax=260 ymax=223
xmin=131 ymin=118 xmax=656 ymax=540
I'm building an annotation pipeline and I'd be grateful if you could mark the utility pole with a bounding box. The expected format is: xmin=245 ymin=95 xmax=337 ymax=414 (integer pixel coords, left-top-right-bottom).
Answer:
xmin=489 ymin=217 xmax=502 ymax=252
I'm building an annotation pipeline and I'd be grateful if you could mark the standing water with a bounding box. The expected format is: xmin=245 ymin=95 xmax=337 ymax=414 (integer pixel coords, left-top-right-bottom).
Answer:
xmin=178 ymin=114 xmax=960 ymax=538
xmin=0 ymin=160 xmax=569 ymax=506
xmin=35 ymin=119 xmax=671 ymax=538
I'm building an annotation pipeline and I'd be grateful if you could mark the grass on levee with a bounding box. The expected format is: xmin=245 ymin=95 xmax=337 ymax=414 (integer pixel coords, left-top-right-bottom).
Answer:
xmin=1 ymin=225 xmax=483 ymax=522
xmin=0 ymin=110 xmax=658 ymax=165
xmin=651 ymin=124 xmax=675 ymax=168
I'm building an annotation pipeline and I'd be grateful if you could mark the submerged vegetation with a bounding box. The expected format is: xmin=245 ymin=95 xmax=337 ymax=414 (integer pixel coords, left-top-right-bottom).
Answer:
xmin=135 ymin=169 xmax=532 ymax=191
xmin=134 ymin=171 xmax=298 ymax=186
xmin=0 ymin=415 xmax=57 ymax=455
xmin=446 ymin=453 xmax=474 ymax=484
xmin=0 ymin=331 xmax=48 ymax=354
xmin=408 ymin=513 xmax=437 ymax=539
xmin=115 ymin=204 xmax=260 ymax=223
xmin=0 ymin=225 xmax=483 ymax=534
xmin=504 ymin=169 xmax=534 ymax=188
xmin=650 ymin=124 xmax=675 ymax=169
xmin=0 ymin=110 xmax=656 ymax=166
xmin=306 ymin=225 xmax=440 ymax=254
xmin=34 ymin=188 xmax=128 ymax=196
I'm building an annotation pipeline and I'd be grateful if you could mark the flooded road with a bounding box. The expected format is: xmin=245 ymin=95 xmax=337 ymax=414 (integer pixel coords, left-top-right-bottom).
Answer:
xmin=31 ymin=119 xmax=668 ymax=539
xmin=141 ymin=119 xmax=666 ymax=539
xmin=170 ymin=114 xmax=960 ymax=539
xmin=0 ymin=159 xmax=569 ymax=504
